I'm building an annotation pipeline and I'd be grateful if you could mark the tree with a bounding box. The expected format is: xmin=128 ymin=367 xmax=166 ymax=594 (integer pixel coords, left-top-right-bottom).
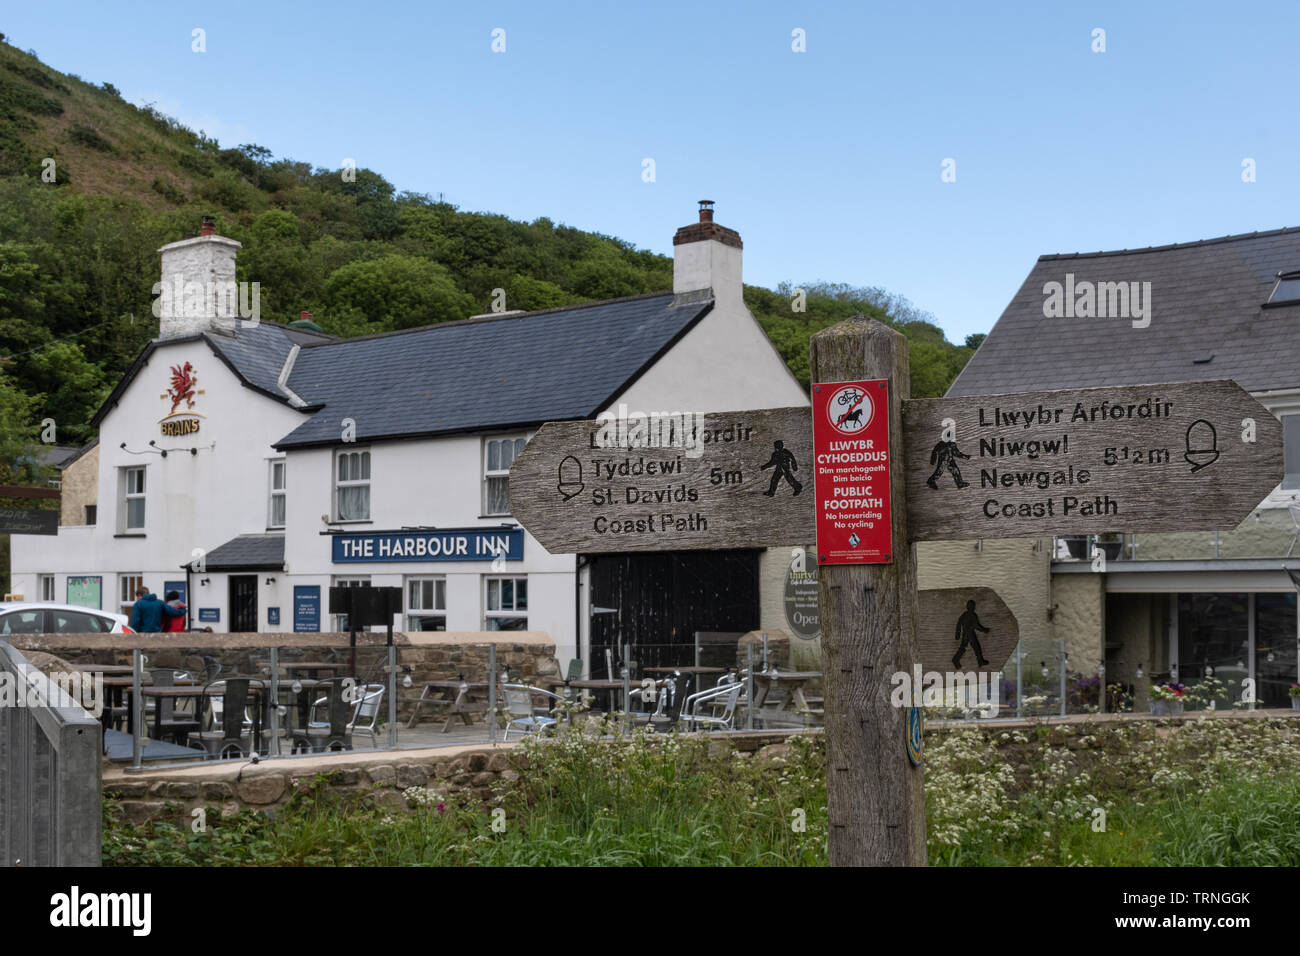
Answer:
xmin=964 ymin=333 xmax=986 ymax=350
xmin=325 ymin=255 xmax=476 ymax=329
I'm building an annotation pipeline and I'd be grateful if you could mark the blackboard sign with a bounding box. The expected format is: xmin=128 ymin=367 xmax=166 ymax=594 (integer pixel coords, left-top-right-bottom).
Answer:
xmin=0 ymin=506 xmax=57 ymax=536
xmin=328 ymin=585 xmax=402 ymax=627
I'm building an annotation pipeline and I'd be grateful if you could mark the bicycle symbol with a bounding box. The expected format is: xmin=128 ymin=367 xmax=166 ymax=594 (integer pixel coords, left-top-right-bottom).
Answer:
xmin=837 ymin=389 xmax=863 ymax=407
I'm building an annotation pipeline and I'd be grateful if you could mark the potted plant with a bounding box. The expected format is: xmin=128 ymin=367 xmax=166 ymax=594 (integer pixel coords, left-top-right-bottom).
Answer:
xmin=1289 ymin=685 xmax=1300 ymax=711
xmin=1063 ymin=536 xmax=1089 ymax=560
xmin=1150 ymin=682 xmax=1186 ymax=716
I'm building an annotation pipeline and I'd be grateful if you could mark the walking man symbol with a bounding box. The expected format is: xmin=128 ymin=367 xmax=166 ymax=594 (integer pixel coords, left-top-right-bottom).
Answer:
xmin=927 ymin=439 xmax=970 ymax=489
xmin=761 ymin=440 xmax=802 ymax=497
xmin=953 ymin=599 xmax=991 ymax=669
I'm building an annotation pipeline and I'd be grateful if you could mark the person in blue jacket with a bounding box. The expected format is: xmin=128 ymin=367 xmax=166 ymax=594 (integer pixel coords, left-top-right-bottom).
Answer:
xmin=129 ymin=588 xmax=187 ymax=633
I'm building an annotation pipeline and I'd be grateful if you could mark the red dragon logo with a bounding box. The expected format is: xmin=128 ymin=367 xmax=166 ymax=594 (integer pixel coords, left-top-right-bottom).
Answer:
xmin=168 ymin=362 xmax=198 ymax=415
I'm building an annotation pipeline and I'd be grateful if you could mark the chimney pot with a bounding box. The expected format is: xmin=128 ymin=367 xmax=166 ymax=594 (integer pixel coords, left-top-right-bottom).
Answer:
xmin=200 ymin=215 xmax=217 ymax=237
xmin=698 ymin=199 xmax=715 ymax=223
xmin=300 ymin=311 xmax=313 ymax=322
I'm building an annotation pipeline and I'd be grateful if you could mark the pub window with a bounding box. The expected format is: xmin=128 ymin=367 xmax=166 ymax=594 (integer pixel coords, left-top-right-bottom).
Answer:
xmin=268 ymin=459 xmax=287 ymax=529
xmin=39 ymin=575 xmax=55 ymax=602
xmin=119 ymin=466 xmax=146 ymax=532
xmin=485 ymin=576 xmax=527 ymax=631
xmin=120 ymin=573 xmax=144 ymax=615
xmin=332 ymin=576 xmax=370 ymax=631
xmin=483 ymin=436 xmax=528 ymax=516
xmin=335 ymin=449 xmax=371 ymax=521
xmin=407 ymin=577 xmax=447 ymax=632
xmin=1283 ymin=415 xmax=1300 ymax=490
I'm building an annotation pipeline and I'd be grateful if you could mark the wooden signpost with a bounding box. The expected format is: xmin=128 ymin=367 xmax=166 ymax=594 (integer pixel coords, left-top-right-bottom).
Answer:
xmin=513 ymin=382 xmax=1281 ymax=554
xmin=510 ymin=406 xmax=813 ymax=553
xmin=509 ymin=314 xmax=1285 ymax=868
xmin=903 ymin=380 xmax=1284 ymax=540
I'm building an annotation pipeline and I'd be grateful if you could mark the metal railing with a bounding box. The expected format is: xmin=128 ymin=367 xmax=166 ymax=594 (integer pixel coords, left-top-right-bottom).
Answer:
xmin=0 ymin=640 xmax=102 ymax=867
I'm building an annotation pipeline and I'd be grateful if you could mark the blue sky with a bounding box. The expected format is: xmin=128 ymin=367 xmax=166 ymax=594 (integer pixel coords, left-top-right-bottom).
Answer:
xmin=5 ymin=0 xmax=1299 ymax=342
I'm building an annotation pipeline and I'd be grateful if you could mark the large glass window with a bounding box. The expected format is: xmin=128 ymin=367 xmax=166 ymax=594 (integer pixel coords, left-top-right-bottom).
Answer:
xmin=335 ymin=450 xmax=371 ymax=521
xmin=1177 ymin=592 xmax=1249 ymax=704
xmin=1255 ymin=592 xmax=1297 ymax=708
xmin=407 ymin=577 xmax=446 ymax=631
xmin=485 ymin=576 xmax=527 ymax=631
xmin=484 ymin=437 xmax=528 ymax=516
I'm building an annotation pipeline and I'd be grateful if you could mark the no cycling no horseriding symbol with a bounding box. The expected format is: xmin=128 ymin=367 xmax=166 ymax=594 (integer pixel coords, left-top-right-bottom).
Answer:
xmin=812 ymin=379 xmax=892 ymax=564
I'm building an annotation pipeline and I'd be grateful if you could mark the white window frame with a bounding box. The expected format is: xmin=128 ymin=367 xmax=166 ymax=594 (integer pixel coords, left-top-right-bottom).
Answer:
xmin=484 ymin=575 xmax=528 ymax=631
xmin=268 ymin=458 xmax=287 ymax=529
xmin=483 ymin=435 xmax=529 ymax=516
xmin=120 ymin=573 xmax=144 ymax=615
xmin=406 ymin=576 xmax=447 ymax=632
xmin=331 ymin=576 xmax=370 ymax=631
xmin=38 ymin=574 xmax=55 ymax=602
xmin=334 ymin=449 xmax=371 ymax=521
xmin=120 ymin=466 xmax=146 ymax=532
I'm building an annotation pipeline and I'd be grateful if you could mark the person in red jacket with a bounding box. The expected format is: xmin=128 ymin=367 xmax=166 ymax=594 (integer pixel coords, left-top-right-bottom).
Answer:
xmin=163 ymin=590 xmax=188 ymax=632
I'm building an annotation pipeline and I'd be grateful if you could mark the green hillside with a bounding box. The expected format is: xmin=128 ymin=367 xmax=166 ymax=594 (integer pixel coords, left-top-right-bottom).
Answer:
xmin=0 ymin=37 xmax=978 ymax=449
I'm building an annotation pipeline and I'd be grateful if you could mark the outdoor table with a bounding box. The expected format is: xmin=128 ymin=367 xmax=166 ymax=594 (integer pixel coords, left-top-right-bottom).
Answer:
xmin=406 ymin=681 xmax=491 ymax=732
xmin=72 ymin=663 xmax=134 ymax=674
xmin=273 ymin=677 xmax=323 ymax=736
xmin=643 ymin=665 xmax=728 ymax=705
xmin=751 ymin=670 xmax=823 ymax=723
xmin=281 ymin=661 xmax=346 ymax=679
xmin=565 ymin=678 xmax=628 ymax=713
xmin=100 ymin=676 xmax=198 ymax=734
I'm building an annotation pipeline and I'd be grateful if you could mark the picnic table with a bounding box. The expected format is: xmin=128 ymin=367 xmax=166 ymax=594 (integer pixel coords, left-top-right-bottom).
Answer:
xmin=751 ymin=670 xmax=823 ymax=724
xmin=405 ymin=680 xmax=491 ymax=732
xmin=100 ymin=675 xmax=197 ymax=734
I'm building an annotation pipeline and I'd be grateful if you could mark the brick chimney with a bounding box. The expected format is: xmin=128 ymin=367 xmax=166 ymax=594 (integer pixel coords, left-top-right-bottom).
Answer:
xmin=673 ymin=200 xmax=743 ymax=309
xmin=155 ymin=216 xmax=242 ymax=339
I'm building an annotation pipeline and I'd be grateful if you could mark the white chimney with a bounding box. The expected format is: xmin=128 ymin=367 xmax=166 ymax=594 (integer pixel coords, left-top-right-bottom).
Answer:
xmin=155 ymin=215 xmax=242 ymax=339
xmin=673 ymin=200 xmax=743 ymax=309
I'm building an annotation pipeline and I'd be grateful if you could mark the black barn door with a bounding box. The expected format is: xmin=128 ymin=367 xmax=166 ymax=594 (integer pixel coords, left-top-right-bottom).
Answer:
xmin=588 ymin=550 xmax=760 ymax=677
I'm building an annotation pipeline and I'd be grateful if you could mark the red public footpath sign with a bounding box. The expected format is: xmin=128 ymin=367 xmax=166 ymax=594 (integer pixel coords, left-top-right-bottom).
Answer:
xmin=812 ymin=379 xmax=892 ymax=564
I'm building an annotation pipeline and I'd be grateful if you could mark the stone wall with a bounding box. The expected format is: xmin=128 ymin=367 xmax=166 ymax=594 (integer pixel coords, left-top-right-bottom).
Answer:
xmin=58 ymin=442 xmax=98 ymax=527
xmin=103 ymin=728 xmax=805 ymax=825
xmin=1050 ymin=572 xmax=1105 ymax=665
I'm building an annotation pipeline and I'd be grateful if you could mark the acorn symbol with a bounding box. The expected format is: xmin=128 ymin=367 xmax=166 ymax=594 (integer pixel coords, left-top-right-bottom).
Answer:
xmin=1184 ymin=419 xmax=1219 ymax=473
xmin=557 ymin=455 xmax=584 ymax=500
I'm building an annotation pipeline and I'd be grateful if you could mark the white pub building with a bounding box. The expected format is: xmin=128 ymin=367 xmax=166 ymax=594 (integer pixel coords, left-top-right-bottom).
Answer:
xmin=11 ymin=204 xmax=808 ymax=666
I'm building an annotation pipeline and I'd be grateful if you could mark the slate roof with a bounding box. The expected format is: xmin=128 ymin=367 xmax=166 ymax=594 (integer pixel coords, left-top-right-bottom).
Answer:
xmin=947 ymin=226 xmax=1300 ymax=398
xmin=195 ymin=533 xmax=285 ymax=570
xmin=272 ymin=291 xmax=713 ymax=448
xmin=205 ymin=321 xmax=332 ymax=402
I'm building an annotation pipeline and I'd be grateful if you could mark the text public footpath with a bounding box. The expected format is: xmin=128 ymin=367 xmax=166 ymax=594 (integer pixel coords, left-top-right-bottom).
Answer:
xmin=331 ymin=528 xmax=523 ymax=563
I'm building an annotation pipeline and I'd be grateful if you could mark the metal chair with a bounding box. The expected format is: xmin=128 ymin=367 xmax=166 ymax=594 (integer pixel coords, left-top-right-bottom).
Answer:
xmin=305 ymin=677 xmax=355 ymax=752
xmin=500 ymin=684 xmax=562 ymax=740
xmin=187 ymin=678 xmax=261 ymax=758
xmin=149 ymin=668 xmax=201 ymax=746
xmin=679 ymin=681 xmax=745 ymax=732
xmin=350 ymin=684 xmax=386 ymax=749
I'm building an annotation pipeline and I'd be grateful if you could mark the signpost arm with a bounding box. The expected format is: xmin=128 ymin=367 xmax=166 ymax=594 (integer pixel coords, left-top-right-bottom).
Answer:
xmin=810 ymin=315 xmax=926 ymax=867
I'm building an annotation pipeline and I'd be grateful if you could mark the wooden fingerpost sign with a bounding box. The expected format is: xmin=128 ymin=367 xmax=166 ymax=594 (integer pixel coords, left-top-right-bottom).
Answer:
xmin=809 ymin=316 xmax=926 ymax=867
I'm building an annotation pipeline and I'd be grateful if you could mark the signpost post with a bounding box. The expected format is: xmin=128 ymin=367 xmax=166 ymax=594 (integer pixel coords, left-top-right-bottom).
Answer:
xmin=809 ymin=317 xmax=925 ymax=867
xmin=508 ymin=313 xmax=1285 ymax=868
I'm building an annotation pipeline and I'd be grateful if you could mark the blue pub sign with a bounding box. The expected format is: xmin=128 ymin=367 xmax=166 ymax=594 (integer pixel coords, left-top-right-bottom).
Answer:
xmin=331 ymin=528 xmax=523 ymax=564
